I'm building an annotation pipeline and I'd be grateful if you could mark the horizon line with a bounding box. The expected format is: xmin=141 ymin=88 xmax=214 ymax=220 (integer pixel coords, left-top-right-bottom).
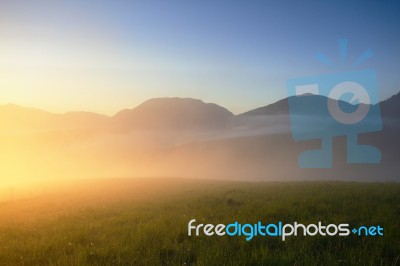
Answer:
xmin=1 ymin=91 xmax=399 ymax=117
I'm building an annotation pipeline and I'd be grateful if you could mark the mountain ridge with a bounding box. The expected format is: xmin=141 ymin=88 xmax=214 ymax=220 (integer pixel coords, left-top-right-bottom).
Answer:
xmin=0 ymin=92 xmax=399 ymax=132
xmin=2 ymin=91 xmax=399 ymax=118
xmin=1 ymin=94 xmax=399 ymax=182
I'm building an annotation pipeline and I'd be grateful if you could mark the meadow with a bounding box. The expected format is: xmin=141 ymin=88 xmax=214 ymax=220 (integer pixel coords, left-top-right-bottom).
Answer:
xmin=0 ymin=179 xmax=399 ymax=265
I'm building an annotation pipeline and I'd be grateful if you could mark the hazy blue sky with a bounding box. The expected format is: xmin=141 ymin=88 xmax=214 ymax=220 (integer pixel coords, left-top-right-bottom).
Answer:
xmin=0 ymin=0 xmax=399 ymax=114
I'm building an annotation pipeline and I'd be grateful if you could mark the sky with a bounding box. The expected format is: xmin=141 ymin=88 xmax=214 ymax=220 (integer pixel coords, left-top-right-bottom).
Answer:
xmin=0 ymin=0 xmax=399 ymax=115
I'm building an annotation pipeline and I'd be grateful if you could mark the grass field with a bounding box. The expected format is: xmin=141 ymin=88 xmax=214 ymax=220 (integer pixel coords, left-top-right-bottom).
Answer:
xmin=0 ymin=179 xmax=399 ymax=265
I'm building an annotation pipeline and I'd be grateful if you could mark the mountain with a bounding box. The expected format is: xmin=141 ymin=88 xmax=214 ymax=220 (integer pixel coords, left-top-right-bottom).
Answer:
xmin=380 ymin=92 xmax=400 ymax=118
xmin=2 ymin=92 xmax=398 ymax=134
xmin=0 ymin=104 xmax=110 ymax=133
xmin=113 ymin=98 xmax=233 ymax=131
xmin=241 ymin=94 xmax=372 ymax=117
xmin=0 ymin=94 xmax=399 ymax=182
xmin=0 ymin=98 xmax=233 ymax=133
xmin=241 ymin=97 xmax=290 ymax=116
xmin=50 ymin=111 xmax=110 ymax=131
xmin=0 ymin=104 xmax=54 ymax=133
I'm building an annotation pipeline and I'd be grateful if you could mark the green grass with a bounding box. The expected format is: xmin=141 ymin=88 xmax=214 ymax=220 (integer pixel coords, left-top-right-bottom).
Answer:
xmin=0 ymin=179 xmax=399 ymax=265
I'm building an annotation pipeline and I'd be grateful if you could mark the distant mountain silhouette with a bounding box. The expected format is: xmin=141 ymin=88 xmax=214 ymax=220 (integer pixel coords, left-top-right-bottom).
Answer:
xmin=0 ymin=93 xmax=399 ymax=182
xmin=0 ymin=104 xmax=54 ymax=132
xmin=2 ymin=92 xmax=398 ymax=133
xmin=51 ymin=111 xmax=109 ymax=131
xmin=0 ymin=104 xmax=52 ymax=119
xmin=241 ymin=97 xmax=290 ymax=116
xmin=113 ymin=98 xmax=233 ymax=131
xmin=380 ymin=92 xmax=400 ymax=119
xmin=0 ymin=104 xmax=109 ymax=133
xmin=241 ymin=94 xmax=375 ymax=117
